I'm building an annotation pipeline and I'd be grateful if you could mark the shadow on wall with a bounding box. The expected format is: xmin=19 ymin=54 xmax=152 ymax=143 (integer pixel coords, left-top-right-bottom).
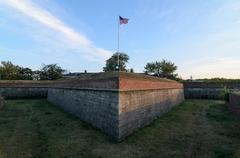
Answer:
xmin=184 ymin=82 xmax=240 ymax=100
xmin=184 ymin=88 xmax=238 ymax=100
xmin=184 ymin=88 xmax=223 ymax=99
xmin=0 ymin=88 xmax=48 ymax=99
xmin=0 ymin=95 xmax=4 ymax=109
xmin=229 ymin=93 xmax=240 ymax=117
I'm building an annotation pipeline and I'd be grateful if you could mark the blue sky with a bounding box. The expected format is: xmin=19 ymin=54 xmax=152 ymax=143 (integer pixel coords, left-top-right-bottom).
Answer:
xmin=0 ymin=0 xmax=240 ymax=79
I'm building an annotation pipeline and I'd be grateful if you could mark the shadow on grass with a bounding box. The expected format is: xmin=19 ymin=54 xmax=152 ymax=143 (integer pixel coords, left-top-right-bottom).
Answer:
xmin=0 ymin=99 xmax=240 ymax=158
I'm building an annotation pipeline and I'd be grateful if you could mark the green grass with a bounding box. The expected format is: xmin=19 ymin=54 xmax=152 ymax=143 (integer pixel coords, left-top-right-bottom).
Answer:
xmin=0 ymin=99 xmax=240 ymax=158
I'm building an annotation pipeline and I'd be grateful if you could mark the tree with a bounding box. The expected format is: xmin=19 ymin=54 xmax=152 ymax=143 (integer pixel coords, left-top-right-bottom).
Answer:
xmin=0 ymin=61 xmax=20 ymax=80
xmin=0 ymin=61 xmax=34 ymax=80
xmin=144 ymin=61 xmax=162 ymax=76
xmin=103 ymin=52 xmax=129 ymax=71
xmin=144 ymin=59 xmax=177 ymax=78
xmin=160 ymin=59 xmax=177 ymax=76
xmin=144 ymin=62 xmax=155 ymax=74
xmin=32 ymin=70 xmax=41 ymax=80
xmin=18 ymin=67 xmax=33 ymax=80
xmin=39 ymin=64 xmax=65 ymax=80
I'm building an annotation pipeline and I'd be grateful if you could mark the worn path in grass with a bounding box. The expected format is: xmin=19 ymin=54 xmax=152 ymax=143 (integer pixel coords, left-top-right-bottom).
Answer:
xmin=0 ymin=99 xmax=240 ymax=158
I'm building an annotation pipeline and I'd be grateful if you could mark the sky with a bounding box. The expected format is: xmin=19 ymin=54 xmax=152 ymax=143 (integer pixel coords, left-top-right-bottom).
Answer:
xmin=0 ymin=0 xmax=240 ymax=79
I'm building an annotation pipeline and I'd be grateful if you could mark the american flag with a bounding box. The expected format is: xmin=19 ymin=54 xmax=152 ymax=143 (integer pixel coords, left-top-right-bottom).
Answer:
xmin=119 ymin=16 xmax=129 ymax=24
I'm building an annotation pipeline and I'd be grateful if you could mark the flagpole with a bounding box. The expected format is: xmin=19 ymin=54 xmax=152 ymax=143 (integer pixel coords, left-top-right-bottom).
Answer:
xmin=117 ymin=16 xmax=120 ymax=71
xmin=117 ymin=16 xmax=120 ymax=53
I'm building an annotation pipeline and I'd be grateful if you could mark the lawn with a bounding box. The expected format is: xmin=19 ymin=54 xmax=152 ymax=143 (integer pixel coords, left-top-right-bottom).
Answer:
xmin=0 ymin=99 xmax=240 ymax=158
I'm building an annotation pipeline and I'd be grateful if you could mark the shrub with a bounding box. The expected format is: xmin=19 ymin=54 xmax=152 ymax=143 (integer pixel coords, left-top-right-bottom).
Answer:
xmin=220 ymin=86 xmax=230 ymax=101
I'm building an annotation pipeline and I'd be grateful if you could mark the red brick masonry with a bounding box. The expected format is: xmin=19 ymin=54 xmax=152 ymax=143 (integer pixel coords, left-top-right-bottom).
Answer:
xmin=0 ymin=80 xmax=53 ymax=88
xmin=0 ymin=72 xmax=183 ymax=91
xmin=119 ymin=78 xmax=182 ymax=90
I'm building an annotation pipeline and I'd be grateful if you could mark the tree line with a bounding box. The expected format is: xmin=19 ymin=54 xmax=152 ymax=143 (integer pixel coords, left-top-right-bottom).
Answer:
xmin=103 ymin=52 xmax=180 ymax=80
xmin=0 ymin=61 xmax=65 ymax=80
xmin=0 ymin=52 xmax=180 ymax=80
xmin=186 ymin=78 xmax=240 ymax=83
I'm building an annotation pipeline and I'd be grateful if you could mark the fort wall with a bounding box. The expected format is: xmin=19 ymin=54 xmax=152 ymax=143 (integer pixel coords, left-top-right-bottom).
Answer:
xmin=0 ymin=72 xmax=184 ymax=140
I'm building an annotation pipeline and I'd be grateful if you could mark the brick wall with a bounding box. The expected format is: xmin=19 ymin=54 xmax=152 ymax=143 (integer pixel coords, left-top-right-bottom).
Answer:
xmin=184 ymin=88 xmax=225 ymax=99
xmin=0 ymin=95 xmax=3 ymax=109
xmin=184 ymin=82 xmax=240 ymax=99
xmin=0 ymin=72 xmax=184 ymax=140
xmin=0 ymin=88 xmax=48 ymax=99
xmin=0 ymin=80 xmax=53 ymax=88
xmin=119 ymin=78 xmax=182 ymax=90
xmin=119 ymin=89 xmax=184 ymax=139
xmin=184 ymin=82 xmax=240 ymax=89
xmin=47 ymin=88 xmax=119 ymax=139
xmin=119 ymin=73 xmax=183 ymax=90
xmin=229 ymin=93 xmax=240 ymax=117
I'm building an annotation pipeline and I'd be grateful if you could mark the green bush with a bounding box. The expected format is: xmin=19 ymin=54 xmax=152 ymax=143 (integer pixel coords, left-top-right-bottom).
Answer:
xmin=220 ymin=86 xmax=230 ymax=101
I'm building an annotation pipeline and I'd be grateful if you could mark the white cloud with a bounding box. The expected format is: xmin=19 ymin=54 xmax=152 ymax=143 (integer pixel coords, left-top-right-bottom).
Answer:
xmin=1 ymin=0 xmax=112 ymax=60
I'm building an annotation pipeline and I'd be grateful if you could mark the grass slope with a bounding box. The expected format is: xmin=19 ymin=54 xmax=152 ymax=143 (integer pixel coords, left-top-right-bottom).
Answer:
xmin=0 ymin=99 xmax=240 ymax=158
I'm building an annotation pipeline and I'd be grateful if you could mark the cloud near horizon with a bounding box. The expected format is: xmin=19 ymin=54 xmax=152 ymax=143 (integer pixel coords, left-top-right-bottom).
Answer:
xmin=1 ymin=0 xmax=112 ymax=61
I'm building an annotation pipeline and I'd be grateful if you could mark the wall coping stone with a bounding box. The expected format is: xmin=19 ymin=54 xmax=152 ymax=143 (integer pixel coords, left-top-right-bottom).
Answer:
xmin=0 ymin=72 xmax=183 ymax=91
